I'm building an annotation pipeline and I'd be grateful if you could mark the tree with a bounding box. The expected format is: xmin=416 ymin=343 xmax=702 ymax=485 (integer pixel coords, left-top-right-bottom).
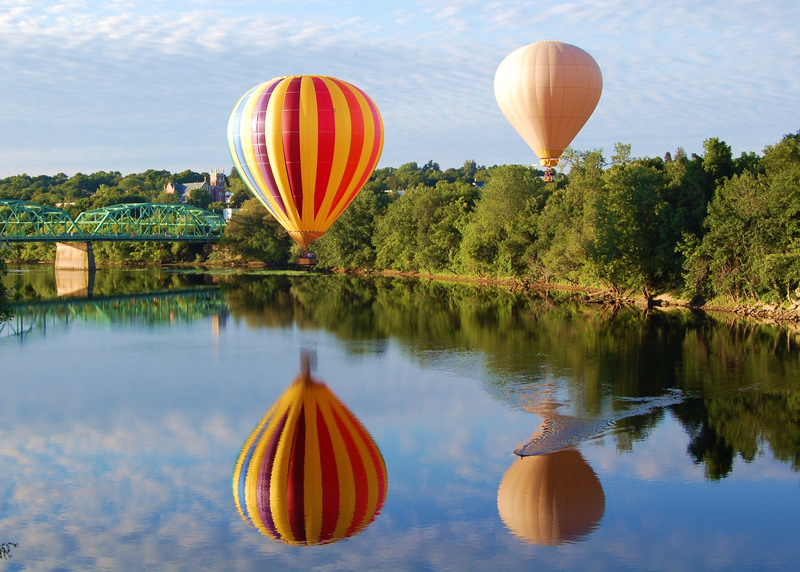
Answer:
xmin=186 ymin=189 xmax=212 ymax=210
xmin=591 ymin=161 xmax=667 ymax=293
xmin=218 ymin=199 xmax=292 ymax=263
xmin=459 ymin=164 xmax=549 ymax=277
xmin=312 ymin=182 xmax=389 ymax=269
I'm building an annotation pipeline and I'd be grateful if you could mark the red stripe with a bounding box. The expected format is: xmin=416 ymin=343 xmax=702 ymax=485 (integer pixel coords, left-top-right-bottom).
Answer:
xmin=329 ymin=85 xmax=382 ymax=221
xmin=341 ymin=406 xmax=387 ymax=515
xmin=332 ymin=406 xmax=369 ymax=536
xmin=316 ymin=407 xmax=340 ymax=542
xmin=286 ymin=404 xmax=306 ymax=542
xmin=257 ymin=410 xmax=289 ymax=538
xmin=326 ymin=80 xmax=364 ymax=215
xmin=313 ymin=77 xmax=336 ymax=218
xmin=282 ymin=77 xmax=304 ymax=217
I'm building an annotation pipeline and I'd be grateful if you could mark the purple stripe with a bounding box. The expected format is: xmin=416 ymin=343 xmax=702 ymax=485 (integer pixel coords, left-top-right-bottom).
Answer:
xmin=257 ymin=409 xmax=289 ymax=538
xmin=251 ymin=80 xmax=288 ymax=216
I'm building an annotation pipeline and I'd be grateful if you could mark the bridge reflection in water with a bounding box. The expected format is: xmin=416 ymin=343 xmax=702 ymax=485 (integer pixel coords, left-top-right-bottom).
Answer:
xmin=1 ymin=287 xmax=228 ymax=340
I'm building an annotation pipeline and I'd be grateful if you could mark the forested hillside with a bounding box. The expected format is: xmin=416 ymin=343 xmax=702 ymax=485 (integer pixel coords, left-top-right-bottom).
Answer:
xmin=2 ymin=132 xmax=799 ymax=305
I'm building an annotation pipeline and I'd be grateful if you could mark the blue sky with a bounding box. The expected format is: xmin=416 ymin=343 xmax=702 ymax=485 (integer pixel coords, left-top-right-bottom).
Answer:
xmin=1 ymin=0 xmax=798 ymax=177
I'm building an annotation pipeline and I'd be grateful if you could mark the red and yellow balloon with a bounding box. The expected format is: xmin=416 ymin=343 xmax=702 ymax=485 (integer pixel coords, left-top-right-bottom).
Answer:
xmin=227 ymin=75 xmax=384 ymax=249
xmin=233 ymin=357 xmax=388 ymax=545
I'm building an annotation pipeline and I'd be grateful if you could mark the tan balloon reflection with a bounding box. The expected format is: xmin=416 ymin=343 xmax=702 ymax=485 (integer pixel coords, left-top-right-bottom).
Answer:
xmin=498 ymin=449 xmax=605 ymax=545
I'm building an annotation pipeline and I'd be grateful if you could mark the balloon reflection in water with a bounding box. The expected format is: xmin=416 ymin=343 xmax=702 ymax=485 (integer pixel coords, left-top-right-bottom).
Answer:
xmin=233 ymin=354 xmax=388 ymax=545
xmin=498 ymin=448 xmax=605 ymax=545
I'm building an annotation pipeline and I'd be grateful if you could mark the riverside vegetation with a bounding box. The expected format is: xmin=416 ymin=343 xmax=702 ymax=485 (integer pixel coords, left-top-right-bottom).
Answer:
xmin=2 ymin=131 xmax=800 ymax=312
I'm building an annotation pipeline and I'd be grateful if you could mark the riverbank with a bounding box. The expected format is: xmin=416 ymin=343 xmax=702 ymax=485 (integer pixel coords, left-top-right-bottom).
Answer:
xmin=326 ymin=266 xmax=800 ymax=328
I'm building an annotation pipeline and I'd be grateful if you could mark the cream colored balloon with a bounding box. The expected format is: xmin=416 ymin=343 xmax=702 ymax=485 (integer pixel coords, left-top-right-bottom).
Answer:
xmin=497 ymin=449 xmax=605 ymax=545
xmin=494 ymin=41 xmax=603 ymax=170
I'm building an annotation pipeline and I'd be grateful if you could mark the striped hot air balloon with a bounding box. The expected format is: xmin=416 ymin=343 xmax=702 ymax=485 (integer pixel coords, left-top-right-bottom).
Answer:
xmin=227 ymin=75 xmax=384 ymax=250
xmin=233 ymin=357 xmax=388 ymax=545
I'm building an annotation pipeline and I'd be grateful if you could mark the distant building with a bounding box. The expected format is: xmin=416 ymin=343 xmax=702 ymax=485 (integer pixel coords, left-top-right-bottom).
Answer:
xmin=222 ymin=208 xmax=240 ymax=222
xmin=164 ymin=168 xmax=228 ymax=204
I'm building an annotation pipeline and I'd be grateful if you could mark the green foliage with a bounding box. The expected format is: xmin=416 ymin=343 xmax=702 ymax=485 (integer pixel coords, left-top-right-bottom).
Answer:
xmin=312 ymin=183 xmax=389 ymax=269
xmin=591 ymin=161 xmax=667 ymax=291
xmin=217 ymin=199 xmax=292 ymax=264
xmin=2 ymin=131 xmax=799 ymax=301
xmin=681 ymin=133 xmax=800 ymax=301
xmin=374 ymin=181 xmax=479 ymax=273
xmin=459 ymin=165 xmax=549 ymax=277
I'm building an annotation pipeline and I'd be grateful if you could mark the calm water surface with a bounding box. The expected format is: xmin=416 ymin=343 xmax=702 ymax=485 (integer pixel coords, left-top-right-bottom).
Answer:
xmin=1 ymin=265 xmax=799 ymax=571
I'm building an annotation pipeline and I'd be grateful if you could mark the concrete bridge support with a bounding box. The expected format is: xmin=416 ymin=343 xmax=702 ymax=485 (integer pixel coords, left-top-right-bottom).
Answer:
xmin=55 ymin=242 xmax=96 ymax=271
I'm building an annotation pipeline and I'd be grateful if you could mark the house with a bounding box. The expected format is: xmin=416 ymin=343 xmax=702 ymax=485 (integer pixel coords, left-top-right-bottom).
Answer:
xmin=164 ymin=168 xmax=228 ymax=204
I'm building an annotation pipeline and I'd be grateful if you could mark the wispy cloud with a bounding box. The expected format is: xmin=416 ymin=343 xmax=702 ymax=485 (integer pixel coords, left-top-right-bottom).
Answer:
xmin=0 ymin=0 xmax=798 ymax=176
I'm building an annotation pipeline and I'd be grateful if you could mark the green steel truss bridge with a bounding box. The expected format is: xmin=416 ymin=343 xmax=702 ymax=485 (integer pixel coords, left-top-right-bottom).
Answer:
xmin=0 ymin=200 xmax=226 ymax=242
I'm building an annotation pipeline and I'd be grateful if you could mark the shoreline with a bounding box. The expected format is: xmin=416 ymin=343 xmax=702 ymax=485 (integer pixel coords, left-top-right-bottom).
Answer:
xmin=6 ymin=258 xmax=800 ymax=328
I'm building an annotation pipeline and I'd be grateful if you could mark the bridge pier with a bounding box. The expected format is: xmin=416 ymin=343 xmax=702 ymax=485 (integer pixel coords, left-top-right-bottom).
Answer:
xmin=55 ymin=242 xmax=96 ymax=271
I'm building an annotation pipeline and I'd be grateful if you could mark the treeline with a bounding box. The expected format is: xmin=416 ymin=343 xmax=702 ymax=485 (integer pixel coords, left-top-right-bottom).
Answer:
xmin=0 ymin=168 xmax=253 ymax=264
xmin=297 ymin=132 xmax=798 ymax=304
xmin=3 ymin=132 xmax=800 ymax=304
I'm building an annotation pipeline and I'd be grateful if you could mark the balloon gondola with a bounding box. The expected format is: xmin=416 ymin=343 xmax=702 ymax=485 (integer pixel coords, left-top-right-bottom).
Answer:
xmin=494 ymin=41 xmax=603 ymax=182
xmin=227 ymin=75 xmax=384 ymax=261
xmin=233 ymin=351 xmax=388 ymax=545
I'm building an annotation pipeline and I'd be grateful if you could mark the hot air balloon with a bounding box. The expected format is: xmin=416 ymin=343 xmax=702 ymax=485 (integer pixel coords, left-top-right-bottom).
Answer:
xmin=497 ymin=449 xmax=605 ymax=545
xmin=227 ymin=75 xmax=384 ymax=253
xmin=233 ymin=353 xmax=388 ymax=545
xmin=494 ymin=41 xmax=602 ymax=182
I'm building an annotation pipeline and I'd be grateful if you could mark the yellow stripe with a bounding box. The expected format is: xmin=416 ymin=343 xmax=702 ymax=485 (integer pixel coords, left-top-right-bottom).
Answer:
xmin=318 ymin=394 xmax=356 ymax=539
xmin=334 ymin=402 xmax=382 ymax=532
xmin=243 ymin=392 xmax=294 ymax=536
xmin=269 ymin=382 xmax=305 ymax=542
xmin=265 ymin=79 xmax=302 ymax=229
xmin=313 ymin=77 xmax=351 ymax=228
xmin=233 ymin=398 xmax=281 ymax=517
xmin=237 ymin=83 xmax=293 ymax=229
xmin=303 ymin=384 xmax=323 ymax=543
xmin=320 ymin=85 xmax=377 ymax=229
xmin=298 ymin=76 xmax=319 ymax=231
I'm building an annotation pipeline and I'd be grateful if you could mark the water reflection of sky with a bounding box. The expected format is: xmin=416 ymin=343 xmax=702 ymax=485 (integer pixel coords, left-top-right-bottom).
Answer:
xmin=1 ymin=316 xmax=798 ymax=571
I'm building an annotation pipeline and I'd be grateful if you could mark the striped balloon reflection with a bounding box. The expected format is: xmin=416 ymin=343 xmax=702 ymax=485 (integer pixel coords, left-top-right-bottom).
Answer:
xmin=233 ymin=353 xmax=387 ymax=545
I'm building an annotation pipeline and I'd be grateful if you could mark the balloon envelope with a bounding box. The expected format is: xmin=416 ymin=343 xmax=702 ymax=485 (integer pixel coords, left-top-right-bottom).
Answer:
xmin=494 ymin=41 xmax=602 ymax=169
xmin=497 ymin=449 xmax=605 ymax=545
xmin=233 ymin=363 xmax=388 ymax=545
xmin=227 ymin=75 xmax=384 ymax=249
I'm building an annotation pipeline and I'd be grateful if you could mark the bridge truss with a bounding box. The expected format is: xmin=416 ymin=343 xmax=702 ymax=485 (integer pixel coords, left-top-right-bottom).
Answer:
xmin=0 ymin=200 xmax=226 ymax=242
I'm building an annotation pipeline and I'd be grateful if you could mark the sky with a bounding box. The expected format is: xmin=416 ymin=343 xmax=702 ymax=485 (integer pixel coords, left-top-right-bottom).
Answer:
xmin=1 ymin=0 xmax=798 ymax=178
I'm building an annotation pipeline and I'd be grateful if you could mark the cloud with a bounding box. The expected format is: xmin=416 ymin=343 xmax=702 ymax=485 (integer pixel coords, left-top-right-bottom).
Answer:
xmin=0 ymin=1 xmax=799 ymax=177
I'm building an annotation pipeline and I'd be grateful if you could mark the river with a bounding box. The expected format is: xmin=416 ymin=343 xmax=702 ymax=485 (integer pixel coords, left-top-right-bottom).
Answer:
xmin=1 ymin=265 xmax=799 ymax=571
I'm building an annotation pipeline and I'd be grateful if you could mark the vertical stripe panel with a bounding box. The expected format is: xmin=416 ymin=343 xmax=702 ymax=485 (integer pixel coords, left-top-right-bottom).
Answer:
xmin=252 ymin=81 xmax=289 ymax=217
xmin=265 ymin=79 xmax=302 ymax=228
xmin=312 ymin=77 xmax=336 ymax=219
xmin=325 ymin=85 xmax=382 ymax=225
xmin=302 ymin=385 xmax=323 ymax=543
xmin=316 ymin=405 xmax=340 ymax=542
xmin=330 ymin=404 xmax=370 ymax=537
xmin=269 ymin=386 xmax=304 ymax=542
xmin=298 ymin=76 xmax=319 ymax=228
xmin=313 ymin=78 xmax=352 ymax=227
xmin=285 ymin=403 xmax=307 ymax=542
xmin=282 ymin=77 xmax=305 ymax=222
xmin=323 ymin=81 xmax=365 ymax=221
